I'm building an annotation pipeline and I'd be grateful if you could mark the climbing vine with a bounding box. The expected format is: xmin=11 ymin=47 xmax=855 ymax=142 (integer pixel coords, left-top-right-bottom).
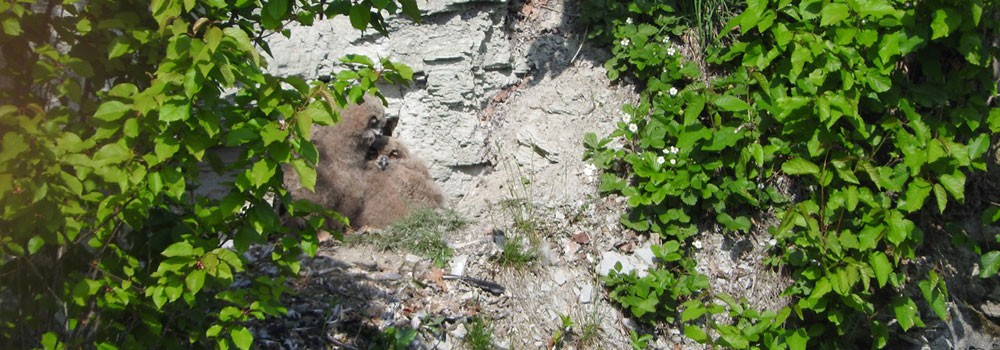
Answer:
xmin=584 ymin=0 xmax=999 ymax=348
xmin=0 ymin=0 xmax=416 ymax=348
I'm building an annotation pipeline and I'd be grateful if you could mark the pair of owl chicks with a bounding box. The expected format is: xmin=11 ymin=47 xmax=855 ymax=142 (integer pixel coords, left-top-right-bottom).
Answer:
xmin=284 ymin=94 xmax=444 ymax=230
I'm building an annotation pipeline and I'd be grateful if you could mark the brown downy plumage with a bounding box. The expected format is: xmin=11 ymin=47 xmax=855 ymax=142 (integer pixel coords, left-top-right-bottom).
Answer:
xmin=283 ymin=94 xmax=398 ymax=229
xmin=354 ymin=136 xmax=444 ymax=228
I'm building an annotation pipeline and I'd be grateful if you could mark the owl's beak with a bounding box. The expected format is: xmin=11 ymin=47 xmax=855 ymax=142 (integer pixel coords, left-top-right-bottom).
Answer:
xmin=378 ymin=155 xmax=390 ymax=171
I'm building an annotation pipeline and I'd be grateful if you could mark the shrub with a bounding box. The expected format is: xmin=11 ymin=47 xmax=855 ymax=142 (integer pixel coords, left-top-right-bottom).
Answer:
xmin=584 ymin=0 xmax=1000 ymax=348
xmin=0 ymin=0 xmax=417 ymax=348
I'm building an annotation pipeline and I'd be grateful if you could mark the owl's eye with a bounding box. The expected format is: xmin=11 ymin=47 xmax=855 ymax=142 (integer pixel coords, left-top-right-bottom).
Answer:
xmin=368 ymin=116 xmax=379 ymax=126
xmin=389 ymin=150 xmax=399 ymax=159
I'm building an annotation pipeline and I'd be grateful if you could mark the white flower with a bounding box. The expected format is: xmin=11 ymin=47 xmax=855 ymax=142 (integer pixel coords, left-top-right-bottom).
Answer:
xmin=621 ymin=112 xmax=631 ymax=123
xmin=668 ymin=87 xmax=678 ymax=96
xmin=692 ymin=240 xmax=703 ymax=249
xmin=670 ymin=159 xmax=677 ymax=165
xmin=656 ymin=156 xmax=665 ymax=166
xmin=667 ymin=46 xmax=677 ymax=56
xmin=626 ymin=17 xmax=634 ymax=25
xmin=620 ymin=38 xmax=631 ymax=47
xmin=666 ymin=146 xmax=679 ymax=154
xmin=628 ymin=123 xmax=638 ymax=133
xmin=767 ymin=239 xmax=777 ymax=247
xmin=662 ymin=35 xmax=670 ymax=44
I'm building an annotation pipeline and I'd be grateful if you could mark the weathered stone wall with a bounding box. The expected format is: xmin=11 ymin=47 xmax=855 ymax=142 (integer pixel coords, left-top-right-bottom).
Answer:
xmin=266 ymin=0 xmax=519 ymax=204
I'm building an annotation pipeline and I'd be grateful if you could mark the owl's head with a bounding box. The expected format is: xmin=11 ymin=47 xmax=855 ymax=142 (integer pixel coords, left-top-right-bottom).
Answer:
xmin=342 ymin=94 xmax=398 ymax=149
xmin=365 ymin=136 xmax=409 ymax=171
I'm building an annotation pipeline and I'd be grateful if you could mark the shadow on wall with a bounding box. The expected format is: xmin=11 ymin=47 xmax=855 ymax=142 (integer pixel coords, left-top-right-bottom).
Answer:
xmin=511 ymin=0 xmax=610 ymax=87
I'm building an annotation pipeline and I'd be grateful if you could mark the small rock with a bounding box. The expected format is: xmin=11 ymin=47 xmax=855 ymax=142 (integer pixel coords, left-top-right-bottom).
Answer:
xmin=538 ymin=240 xmax=559 ymax=265
xmin=552 ymin=268 xmax=568 ymax=286
xmin=375 ymin=272 xmax=402 ymax=281
xmin=579 ymin=284 xmax=594 ymax=304
xmin=450 ymin=323 xmax=467 ymax=339
xmin=450 ymin=254 xmax=468 ymax=276
xmin=317 ymin=230 xmax=333 ymax=243
xmin=571 ymin=231 xmax=590 ymax=244
xmin=565 ymin=239 xmax=580 ymax=257
xmin=634 ymin=243 xmax=655 ymax=265
xmin=596 ymin=251 xmax=649 ymax=277
xmin=433 ymin=338 xmax=453 ymax=350
xmin=491 ymin=228 xmax=507 ymax=246
xmin=405 ymin=254 xmax=423 ymax=263
xmin=981 ymin=300 xmax=1000 ymax=318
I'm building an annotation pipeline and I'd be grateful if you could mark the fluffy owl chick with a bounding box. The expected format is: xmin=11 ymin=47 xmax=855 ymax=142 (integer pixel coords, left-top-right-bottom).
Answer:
xmin=354 ymin=136 xmax=444 ymax=228
xmin=283 ymin=94 xmax=395 ymax=230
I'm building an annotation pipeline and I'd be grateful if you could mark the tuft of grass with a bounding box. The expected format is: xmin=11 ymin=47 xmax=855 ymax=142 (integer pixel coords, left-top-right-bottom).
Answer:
xmin=347 ymin=208 xmax=466 ymax=267
xmin=464 ymin=317 xmax=494 ymax=350
xmin=489 ymin=151 xmax=548 ymax=269
xmin=493 ymin=234 xmax=536 ymax=269
xmin=550 ymin=313 xmax=575 ymax=348
xmin=549 ymin=305 xmax=603 ymax=349
xmin=689 ymin=0 xmax=742 ymax=46
xmin=577 ymin=304 xmax=603 ymax=346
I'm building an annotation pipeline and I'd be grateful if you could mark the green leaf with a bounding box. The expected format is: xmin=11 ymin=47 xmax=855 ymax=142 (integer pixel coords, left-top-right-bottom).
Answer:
xmin=265 ymin=0 xmax=289 ymax=20
xmin=820 ymin=3 xmax=849 ymax=26
xmin=683 ymin=325 xmax=708 ymax=343
xmin=93 ymin=142 xmax=132 ymax=165
xmin=290 ymin=159 xmax=317 ymax=191
xmin=988 ymin=108 xmax=1000 ymax=133
xmin=185 ymin=269 xmax=206 ymax=294
xmin=869 ymin=252 xmax=892 ymax=288
xmin=349 ymin=5 xmax=371 ymax=30
xmin=399 ymin=0 xmax=421 ymax=21
xmin=231 ymin=326 xmax=253 ymax=350
xmin=260 ymin=122 xmax=286 ymax=146
xmin=939 ymin=171 xmax=966 ymax=203
xmin=27 ymin=236 xmax=45 ymax=254
xmin=206 ymin=324 xmax=223 ymax=338
xmin=980 ymin=251 xmax=1000 ymax=278
xmin=809 ymin=277 xmax=831 ymax=301
xmin=782 ymin=158 xmax=820 ymax=176
xmin=41 ymin=332 xmax=62 ymax=350
xmin=712 ymin=95 xmax=750 ymax=112
xmin=250 ymin=159 xmax=276 ymax=188
xmin=886 ymin=210 xmax=911 ymax=246
xmin=919 ymin=272 xmax=948 ymax=321
xmin=162 ymin=242 xmax=194 ymax=257
xmin=717 ymin=213 xmax=751 ymax=231
xmin=891 ymin=297 xmax=923 ymax=331
xmin=899 ymin=178 xmax=931 ymax=213
xmin=2 ymin=17 xmax=22 ymax=36
xmin=933 ymin=183 xmax=948 ymax=213
xmin=930 ymin=7 xmax=961 ymax=40
xmin=681 ymin=300 xmax=706 ymax=322
xmin=831 ymin=266 xmax=858 ymax=296
xmin=94 ymin=101 xmax=131 ymax=122
xmin=703 ymin=126 xmax=740 ymax=151
xmin=223 ymin=27 xmax=259 ymax=65
xmin=108 ymin=37 xmax=131 ymax=59
xmin=786 ymin=328 xmax=808 ymax=350
xmin=154 ymin=136 xmax=181 ymax=162
xmin=982 ymin=206 xmax=1000 ymax=225
xmin=159 ymin=98 xmax=190 ymax=122
xmin=300 ymin=100 xmax=335 ymax=127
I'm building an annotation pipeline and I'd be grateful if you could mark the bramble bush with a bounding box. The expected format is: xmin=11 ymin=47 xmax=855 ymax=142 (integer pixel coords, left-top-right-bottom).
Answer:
xmin=0 ymin=0 xmax=417 ymax=348
xmin=584 ymin=0 xmax=999 ymax=348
